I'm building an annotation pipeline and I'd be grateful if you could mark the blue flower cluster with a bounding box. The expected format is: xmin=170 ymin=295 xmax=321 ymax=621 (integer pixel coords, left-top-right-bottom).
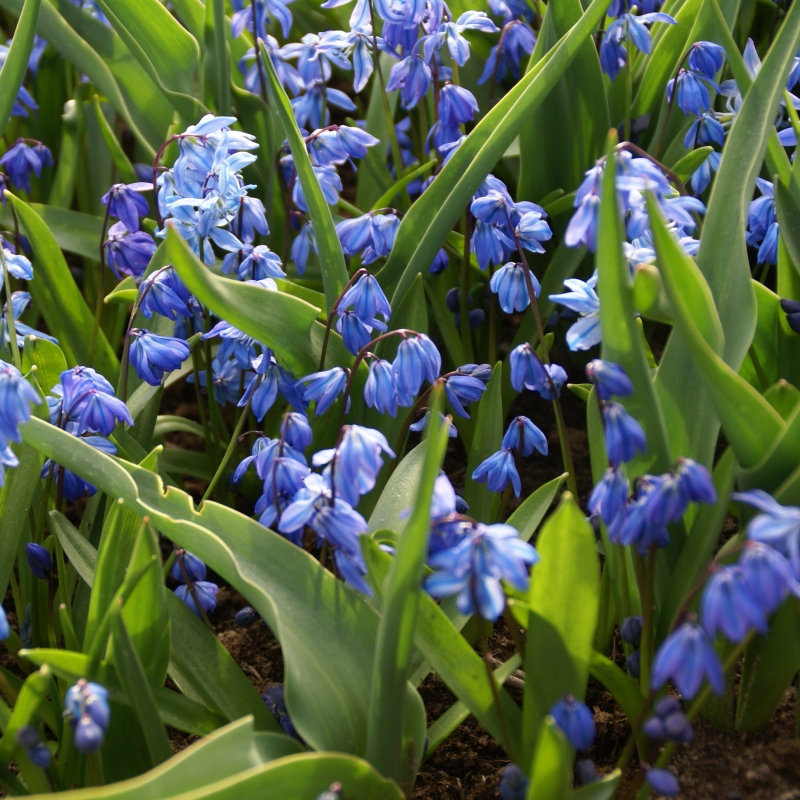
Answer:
xmin=15 ymin=726 xmax=51 ymax=769
xmin=0 ymin=139 xmax=53 ymax=195
xmin=172 ymin=549 xmax=219 ymax=617
xmin=63 ymin=679 xmax=110 ymax=754
xmin=0 ymin=359 xmax=41 ymax=486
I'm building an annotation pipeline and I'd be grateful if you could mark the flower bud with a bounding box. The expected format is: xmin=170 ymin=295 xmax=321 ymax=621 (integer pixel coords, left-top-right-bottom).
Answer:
xmin=25 ymin=543 xmax=52 ymax=580
xmin=234 ymin=606 xmax=258 ymax=628
xmin=620 ymin=615 xmax=643 ymax=646
xmin=498 ymin=763 xmax=529 ymax=800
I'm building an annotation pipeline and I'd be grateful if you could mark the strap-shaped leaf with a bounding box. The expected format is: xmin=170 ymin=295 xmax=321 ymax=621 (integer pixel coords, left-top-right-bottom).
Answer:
xmin=203 ymin=0 xmax=230 ymax=114
xmin=647 ymin=194 xmax=784 ymax=467
xmin=376 ymin=0 xmax=612 ymax=305
xmin=261 ymin=42 xmax=349 ymax=314
xmin=0 ymin=0 xmax=40 ymax=138
xmin=597 ymin=136 xmax=672 ymax=476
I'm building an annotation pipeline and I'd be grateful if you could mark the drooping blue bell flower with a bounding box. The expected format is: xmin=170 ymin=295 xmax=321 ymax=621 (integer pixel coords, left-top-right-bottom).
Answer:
xmin=650 ymin=621 xmax=725 ymax=699
xmin=700 ymin=565 xmax=768 ymax=643
xmin=235 ymin=606 xmax=258 ymax=627
xmin=364 ymin=358 xmax=399 ymax=416
xmin=667 ymin=69 xmax=716 ymax=115
xmin=508 ymin=343 xmax=548 ymax=393
xmin=129 ymin=330 xmax=191 ymax=386
xmin=392 ymin=334 xmax=441 ymax=396
xmin=472 ymin=448 xmax=521 ymax=496
xmin=516 ymin=210 xmax=552 ymax=254
xmin=64 ymin=680 xmax=110 ymax=754
xmin=550 ymin=695 xmax=596 ymax=752
xmin=687 ymin=40 xmax=726 ymax=79
xmin=170 ymin=550 xmax=207 ymax=584
xmin=588 ymin=466 xmax=630 ymax=526
xmin=739 ymin=541 xmax=799 ymax=615
xmin=175 ymin=581 xmax=219 ymax=617
xmin=643 ymin=696 xmax=693 ymax=743
xmin=0 ymin=360 xmax=41 ymax=450
xmin=585 ymin=360 xmax=634 ymax=400
xmin=443 ymin=373 xmax=486 ymax=418
xmin=498 ymin=764 xmax=529 ymax=800
xmin=101 ymin=182 xmax=152 ymax=233
xmin=296 ymin=367 xmax=349 ymax=416
xmin=601 ymin=403 xmax=647 ymax=464
xmin=490 ymin=262 xmax=540 ymax=314
xmin=409 ymin=410 xmax=457 ymax=437
xmin=550 ymin=276 xmax=601 ymax=350
xmin=0 ymin=140 xmax=52 ymax=193
xmin=478 ymin=20 xmax=536 ymax=85
xmin=645 ymin=768 xmax=680 ymax=798
xmin=104 ymin=222 xmax=157 ymax=281
xmin=502 ymin=416 xmax=548 ymax=457
xmin=620 ymin=615 xmax=643 ymax=646
xmin=25 ymin=543 xmax=52 ymax=579
xmin=281 ymin=411 xmax=313 ymax=451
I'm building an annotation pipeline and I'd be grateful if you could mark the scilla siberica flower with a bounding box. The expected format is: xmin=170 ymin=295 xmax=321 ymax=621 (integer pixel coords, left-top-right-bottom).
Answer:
xmin=297 ymin=367 xmax=349 ymax=416
xmin=644 ymin=696 xmax=693 ymax=743
xmin=364 ymin=359 xmax=399 ymax=416
xmin=650 ymin=621 xmax=725 ymax=699
xmin=0 ymin=360 xmax=41 ymax=450
xmin=393 ymin=334 xmax=441 ymax=397
xmin=170 ymin=550 xmax=206 ymax=583
xmin=550 ymin=695 xmax=596 ymax=751
xmin=586 ymin=359 xmax=634 ymax=400
xmin=1 ymin=239 xmax=33 ymax=281
xmin=498 ymin=764 xmax=529 ymax=800
xmin=478 ymin=20 xmax=536 ymax=85
xmin=600 ymin=11 xmax=676 ymax=82
xmin=104 ymin=222 xmax=157 ymax=281
xmin=645 ymin=768 xmax=680 ymax=798
xmin=700 ymin=565 xmax=768 ymax=643
xmin=64 ymin=680 xmax=110 ymax=754
xmin=734 ymin=490 xmax=800 ymax=577
xmin=138 ymin=268 xmax=191 ymax=321
xmin=25 ymin=543 xmax=52 ymax=579
xmin=101 ymin=182 xmax=151 ymax=233
xmin=443 ymin=372 xmax=486 ymax=418
xmin=16 ymin=726 xmax=51 ymax=769
xmin=175 ymin=580 xmax=219 ymax=617
xmin=240 ymin=350 xmax=306 ymax=421
xmin=490 ymin=262 xmax=540 ymax=314
xmin=472 ymin=448 xmax=521 ymax=496
xmin=746 ymin=179 xmax=779 ymax=265
xmin=550 ymin=276 xmax=601 ymax=351
xmin=739 ymin=541 xmax=799 ymax=614
xmin=588 ymin=466 xmax=630 ymax=527
xmin=601 ymin=403 xmax=647 ymax=464
xmin=129 ymin=330 xmax=191 ymax=386
xmin=667 ymin=68 xmax=718 ymax=116
xmin=503 ymin=416 xmax=548 ymax=457
xmin=0 ymin=139 xmax=53 ymax=193
xmin=425 ymin=522 xmax=539 ymax=620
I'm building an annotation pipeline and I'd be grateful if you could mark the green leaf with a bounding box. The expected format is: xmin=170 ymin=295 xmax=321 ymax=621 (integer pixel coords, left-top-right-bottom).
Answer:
xmin=0 ymin=0 xmax=41 ymax=138
xmin=6 ymin=193 xmax=119 ymax=382
xmin=48 ymin=93 xmax=86 ymax=209
xmin=203 ymin=0 xmax=230 ymax=114
xmin=597 ymin=135 xmax=672 ymax=477
xmin=366 ymin=393 xmax=449 ymax=782
xmin=656 ymin=448 xmax=736 ymax=642
xmin=572 ymin=770 xmax=622 ymax=800
xmin=112 ymin=610 xmax=173 ymax=766
xmin=776 ymin=179 xmax=800 ymax=271
xmin=464 ymin=362 xmax=503 ymax=523
xmin=166 ymin=593 xmax=280 ymax=732
xmin=166 ymin=227 xmax=328 ymax=377
xmin=92 ymin=94 xmax=138 ymax=184
xmin=153 ymin=416 xmax=206 ymax=439
xmin=672 ymin=146 xmax=713 ymax=183
xmin=261 ymin=43 xmax=348 ymax=313
xmin=654 ymin=0 xmax=800 ymax=465
xmin=364 ymin=538 xmax=523 ymax=755
xmin=522 ymin=494 xmax=600 ymax=766
xmin=50 ymin=511 xmax=97 ymax=588
xmin=589 ymin=651 xmax=645 ymax=724
xmin=371 ymin=160 xmax=436 ymax=211
xmin=632 ymin=264 xmax=673 ymax=324
xmin=92 ymin=0 xmax=202 ymax=120
xmin=376 ymin=0 xmax=612 ymax=305
xmin=368 ymin=441 xmax=427 ymax=534
xmin=736 ymin=598 xmax=800 ymax=729
xmin=518 ymin=0 xmax=609 ymax=205
xmin=524 ymin=718 xmax=570 ymax=800
xmin=506 ymin=473 xmax=567 ymax=542
xmin=647 ymin=194 xmax=784 ymax=468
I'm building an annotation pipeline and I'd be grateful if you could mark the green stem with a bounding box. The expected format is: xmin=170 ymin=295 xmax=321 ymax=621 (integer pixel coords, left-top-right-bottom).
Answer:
xmin=0 ymin=247 xmax=21 ymax=370
xmin=88 ymin=202 xmax=112 ymax=366
xmin=624 ymin=37 xmax=633 ymax=143
xmin=633 ymin=549 xmax=655 ymax=694
xmin=201 ymin=397 xmax=252 ymax=503
xmin=459 ymin=212 xmax=474 ymax=363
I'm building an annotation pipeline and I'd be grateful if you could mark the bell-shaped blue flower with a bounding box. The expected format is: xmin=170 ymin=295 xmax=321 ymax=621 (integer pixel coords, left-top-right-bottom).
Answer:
xmin=297 ymin=366 xmax=349 ymax=416
xmin=387 ymin=54 xmax=432 ymax=109
xmin=620 ymin=615 xmax=643 ymax=646
xmin=739 ymin=542 xmax=799 ymax=614
xmin=175 ymin=581 xmax=219 ymax=616
xmin=281 ymin=412 xmax=313 ymax=451
xmin=139 ymin=268 xmax=190 ymax=320
xmin=472 ymin=448 xmax=521 ymax=496
xmin=502 ymin=416 xmax=548 ymax=457
xmin=101 ymin=182 xmax=151 ymax=233
xmin=339 ymin=272 xmax=392 ymax=328
xmin=588 ymin=466 xmax=630 ymax=526
xmin=687 ymin=41 xmax=726 ymax=79
xmin=550 ymin=695 xmax=595 ymax=751
xmin=364 ymin=359 xmax=399 ymax=416
xmin=536 ymin=364 xmax=568 ymax=401
xmin=508 ymin=342 xmax=548 ymax=393
xmin=601 ymin=403 xmax=647 ymax=464
xmin=393 ymin=334 xmax=441 ymax=396
xmin=171 ymin=550 xmax=207 ymax=584
xmin=0 ymin=360 xmax=41 ymax=449
xmin=490 ymin=262 xmax=539 ymax=314
xmin=129 ymin=330 xmax=191 ymax=386
xmin=444 ymin=374 xmax=486 ymax=418
xmin=25 ymin=542 xmax=52 ymax=579
xmin=645 ymin=768 xmax=680 ymax=798
xmin=586 ymin=360 xmax=634 ymax=399
xmin=701 ymin=565 xmax=768 ymax=643
xmin=104 ymin=222 xmax=157 ymax=281
xmin=0 ymin=140 xmax=52 ymax=192
xmin=235 ymin=606 xmax=258 ymax=627
xmin=516 ymin=210 xmax=552 ymax=254
xmin=498 ymin=764 xmax=529 ymax=800
xmin=438 ymin=82 xmax=479 ymax=127
xmin=337 ymin=310 xmax=373 ymax=356
xmin=667 ymin=69 xmax=714 ymax=115
xmin=651 ymin=621 xmax=725 ymax=699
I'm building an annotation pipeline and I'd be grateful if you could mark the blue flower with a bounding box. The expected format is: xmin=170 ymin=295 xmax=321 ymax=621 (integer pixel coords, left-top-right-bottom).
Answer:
xmin=536 ymin=364 xmax=568 ymax=401
xmin=472 ymin=449 xmax=521 ymax=496
xmin=701 ymin=565 xmax=768 ymax=643
xmin=339 ymin=273 xmax=392 ymax=328
xmin=104 ymin=222 xmax=157 ymax=281
xmin=733 ymin=490 xmax=800 ymax=576
xmin=478 ymin=21 xmax=536 ymax=85
xmin=601 ymin=12 xmax=676 ymax=80
xmin=41 ymin=436 xmax=117 ymax=502
xmin=620 ymin=615 xmax=643 ymax=646
xmin=175 ymin=581 xmax=219 ymax=616
xmin=393 ymin=334 xmax=441 ymax=396
xmin=739 ymin=542 xmax=800 ymax=615
xmin=240 ymin=352 xmax=306 ymax=420
xmin=444 ymin=374 xmax=486 ymax=418
xmin=438 ymin=82 xmax=479 ymax=126
xmin=281 ymin=412 xmax=313 ymax=451
xmin=687 ymin=41 xmax=726 ymax=79
xmin=645 ymin=768 xmax=680 ymax=798
xmin=170 ymin=550 xmax=207 ymax=584
xmin=0 ymin=360 xmax=41 ymax=450
xmin=425 ymin=522 xmax=539 ymax=620
xmin=667 ymin=69 xmax=716 ymax=115
xmin=139 ymin=268 xmax=191 ymax=321
xmin=297 ymin=367 xmax=349 ymax=416
xmin=233 ymin=245 xmax=285 ymax=282
xmin=586 ymin=360 xmax=634 ymax=400
xmin=601 ymin=403 xmax=647 ymax=464
xmin=0 ymin=445 xmax=18 ymax=488
xmin=471 ymin=220 xmax=514 ymax=270
xmin=1 ymin=242 xmax=32 ymax=280
xmin=129 ymin=330 xmax=191 ymax=386
xmin=74 ymin=388 xmax=133 ymax=437
xmin=337 ymin=310 xmax=374 ymax=355
xmin=508 ymin=343 xmax=548 ymax=393
xmin=490 ymin=262 xmax=539 ymax=314
xmin=364 ymin=359 xmax=399 ymax=416
xmin=235 ymin=607 xmax=258 ymax=627
xmin=0 ymin=140 xmax=52 ymax=192
xmin=263 ymin=683 xmax=301 ymax=740
xmin=643 ymin=696 xmax=693 ymax=743
xmin=64 ymin=680 xmax=110 ymax=755
xmin=550 ymin=277 xmax=601 ymax=351
xmin=684 ymin=113 xmax=725 ymax=148
xmin=675 ymin=457 xmax=716 ymax=504
xmin=650 ymin=621 xmax=725 ymax=699
xmin=387 ymin=55 xmax=432 ymax=109
xmin=25 ymin=542 xmax=52 ymax=579
xmin=410 ymin=410 xmax=457 ymax=437
xmin=498 ymin=764 xmax=529 ymax=800
xmin=204 ymin=320 xmax=258 ymax=369
xmin=256 ymin=456 xmax=311 ymax=530
xmin=230 ymin=0 xmax=293 ymax=39
xmin=502 ymin=416 xmax=547 ymax=457
xmin=101 ymin=182 xmax=151 ymax=233
xmin=550 ymin=695 xmax=596 ymax=751
xmin=589 ymin=466 xmax=630 ymax=526
xmin=516 ymin=210 xmax=552 ymax=254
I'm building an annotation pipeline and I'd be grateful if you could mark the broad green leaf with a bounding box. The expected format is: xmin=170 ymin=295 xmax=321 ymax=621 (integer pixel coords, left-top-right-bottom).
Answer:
xmin=656 ymin=448 xmax=736 ymax=642
xmin=464 ymin=362 xmax=503 ymax=522
xmin=506 ymin=473 xmax=567 ymax=542
xmin=654 ymin=1 xmax=800 ymax=466
xmin=371 ymin=161 xmax=435 ymax=211
xmin=112 ymin=610 xmax=173 ymax=766
xmin=736 ymin=598 xmax=800 ymax=729
xmin=0 ymin=0 xmax=163 ymax=154
xmin=597 ymin=136 xmax=671 ymax=477
xmin=522 ymin=494 xmax=599 ymax=766
xmin=23 ymin=335 xmax=67 ymax=396
xmin=765 ymin=380 xmax=800 ymax=420
xmin=167 ymin=593 xmax=280 ymax=733
xmin=0 ymin=0 xmax=41 ymax=138
xmin=632 ymin=264 xmax=673 ymax=324
xmin=92 ymin=0 xmax=202 ymax=120
xmin=92 ymin=95 xmax=138 ymax=184
xmin=573 ymin=770 xmax=622 ymax=800
xmin=48 ymin=94 xmax=86 ymax=208
xmin=518 ymin=0 xmax=608 ymax=204
xmin=647 ymin=194 xmax=784 ymax=467
xmin=18 ymin=418 xmax=424 ymax=759
xmin=203 ymin=0 xmax=230 ymax=114
xmin=776 ymin=179 xmax=800 ymax=271
xmin=50 ymin=511 xmax=97 ymax=588
xmin=364 ymin=538 xmax=523 ymax=754
xmin=24 ymin=719 xmax=299 ymax=800
xmin=261 ymin=43 xmax=348 ymax=313
xmin=166 ymin=227 xmax=334 ymax=377
xmin=366 ymin=395 xmax=449 ymax=782
xmin=377 ymin=0 xmax=612 ymax=305
xmin=672 ymin=146 xmax=714 ymax=183
xmin=6 ymin=193 xmax=119 ymax=382
xmin=423 ymin=654 xmax=522 ymax=759
xmin=368 ymin=441 xmax=427 ymax=534
xmin=524 ymin=718 xmax=570 ymax=800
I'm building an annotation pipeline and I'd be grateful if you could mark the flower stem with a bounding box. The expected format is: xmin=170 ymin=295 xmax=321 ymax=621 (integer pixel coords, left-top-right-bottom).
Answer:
xmin=318 ymin=268 xmax=368 ymax=371
xmin=202 ymin=396 xmax=252 ymax=503
xmin=459 ymin=212 xmax=474 ymax=363
xmin=0 ymin=247 xmax=21 ymax=370
xmin=636 ymin=546 xmax=657 ymax=695
xmin=624 ymin=37 xmax=633 ymax=142
xmin=654 ymin=51 xmax=691 ymax=161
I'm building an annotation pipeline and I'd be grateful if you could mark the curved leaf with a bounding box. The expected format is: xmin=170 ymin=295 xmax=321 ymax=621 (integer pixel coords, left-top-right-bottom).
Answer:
xmin=0 ymin=0 xmax=41 ymax=138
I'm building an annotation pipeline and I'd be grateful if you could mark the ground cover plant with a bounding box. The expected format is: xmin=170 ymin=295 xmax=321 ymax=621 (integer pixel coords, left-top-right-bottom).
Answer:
xmin=0 ymin=0 xmax=798 ymax=796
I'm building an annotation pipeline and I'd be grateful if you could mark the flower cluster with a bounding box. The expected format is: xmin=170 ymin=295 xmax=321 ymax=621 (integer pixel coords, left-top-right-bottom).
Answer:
xmin=63 ymin=679 xmax=110 ymax=754
xmin=0 ymin=139 xmax=53 ymax=195
xmin=15 ymin=726 xmax=51 ymax=769
xmin=172 ymin=550 xmax=219 ymax=617
xmin=0 ymin=360 xmax=40 ymax=486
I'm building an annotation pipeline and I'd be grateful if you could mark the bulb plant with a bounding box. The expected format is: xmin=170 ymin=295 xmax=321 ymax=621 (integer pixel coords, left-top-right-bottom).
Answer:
xmin=0 ymin=0 xmax=796 ymax=798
